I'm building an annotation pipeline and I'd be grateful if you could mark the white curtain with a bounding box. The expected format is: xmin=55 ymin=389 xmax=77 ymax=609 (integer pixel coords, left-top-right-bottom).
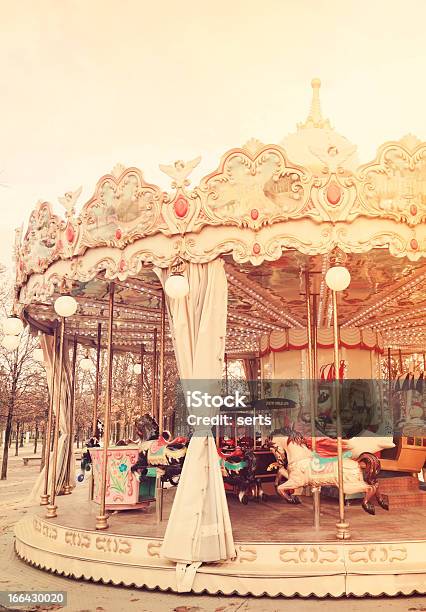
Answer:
xmin=155 ymin=259 xmax=235 ymax=590
xmin=27 ymin=333 xmax=75 ymax=503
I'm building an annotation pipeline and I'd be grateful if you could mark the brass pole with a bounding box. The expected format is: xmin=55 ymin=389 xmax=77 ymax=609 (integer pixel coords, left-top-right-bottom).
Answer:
xmin=92 ymin=322 xmax=102 ymax=436
xmin=312 ymin=294 xmax=319 ymax=389
xmin=332 ymin=289 xmax=350 ymax=540
xmin=152 ymin=327 xmax=158 ymax=419
xmin=63 ymin=334 xmax=77 ymax=495
xmin=158 ymin=292 xmax=166 ymax=432
xmin=305 ymin=271 xmax=320 ymax=529
xmin=140 ymin=343 xmax=145 ymax=414
xmin=40 ymin=327 xmax=58 ymax=506
xmin=46 ymin=318 xmax=66 ymax=518
xmin=96 ymin=282 xmax=115 ymax=530
xmin=387 ymin=347 xmax=392 ymax=425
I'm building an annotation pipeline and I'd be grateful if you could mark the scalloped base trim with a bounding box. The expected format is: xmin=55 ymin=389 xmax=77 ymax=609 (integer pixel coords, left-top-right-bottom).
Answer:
xmin=14 ymin=514 xmax=426 ymax=598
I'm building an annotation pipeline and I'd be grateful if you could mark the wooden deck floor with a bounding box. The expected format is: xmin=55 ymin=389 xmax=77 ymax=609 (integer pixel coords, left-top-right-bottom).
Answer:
xmin=47 ymin=482 xmax=426 ymax=543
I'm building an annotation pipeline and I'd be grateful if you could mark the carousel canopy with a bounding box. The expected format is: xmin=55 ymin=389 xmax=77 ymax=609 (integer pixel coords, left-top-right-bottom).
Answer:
xmin=13 ymin=80 xmax=426 ymax=355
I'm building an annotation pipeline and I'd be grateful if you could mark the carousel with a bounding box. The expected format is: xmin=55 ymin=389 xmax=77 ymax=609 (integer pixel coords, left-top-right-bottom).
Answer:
xmin=11 ymin=79 xmax=426 ymax=597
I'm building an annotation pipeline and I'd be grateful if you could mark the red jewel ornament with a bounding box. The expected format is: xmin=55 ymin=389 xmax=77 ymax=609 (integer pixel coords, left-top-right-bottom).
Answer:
xmin=115 ymin=228 xmax=122 ymax=240
xmin=66 ymin=224 xmax=75 ymax=243
xmin=410 ymin=205 xmax=417 ymax=216
xmin=326 ymin=182 xmax=341 ymax=205
xmin=253 ymin=243 xmax=261 ymax=255
xmin=410 ymin=239 xmax=418 ymax=250
xmin=251 ymin=209 xmax=259 ymax=220
xmin=174 ymin=195 xmax=189 ymax=218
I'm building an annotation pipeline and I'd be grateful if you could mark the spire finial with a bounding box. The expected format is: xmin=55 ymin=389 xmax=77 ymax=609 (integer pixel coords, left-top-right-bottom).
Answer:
xmin=297 ymin=78 xmax=331 ymax=130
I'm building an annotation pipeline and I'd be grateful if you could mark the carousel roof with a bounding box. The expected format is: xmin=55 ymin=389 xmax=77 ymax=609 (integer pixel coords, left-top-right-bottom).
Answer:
xmin=13 ymin=80 xmax=426 ymax=356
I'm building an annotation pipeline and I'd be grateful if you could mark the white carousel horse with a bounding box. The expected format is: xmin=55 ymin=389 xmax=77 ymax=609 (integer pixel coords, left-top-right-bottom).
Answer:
xmin=272 ymin=428 xmax=390 ymax=514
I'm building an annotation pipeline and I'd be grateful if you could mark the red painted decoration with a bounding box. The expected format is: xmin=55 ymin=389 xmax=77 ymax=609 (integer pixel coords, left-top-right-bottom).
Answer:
xmin=410 ymin=239 xmax=418 ymax=250
xmin=410 ymin=204 xmax=417 ymax=216
xmin=119 ymin=259 xmax=126 ymax=272
xmin=66 ymin=224 xmax=75 ymax=243
xmin=253 ymin=243 xmax=261 ymax=255
xmin=115 ymin=228 xmax=122 ymax=240
xmin=174 ymin=195 xmax=189 ymax=218
xmin=251 ymin=209 xmax=259 ymax=220
xmin=326 ymin=182 xmax=341 ymax=205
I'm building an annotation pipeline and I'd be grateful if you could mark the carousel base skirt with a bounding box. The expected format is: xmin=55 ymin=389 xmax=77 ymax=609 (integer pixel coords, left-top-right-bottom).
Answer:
xmin=14 ymin=485 xmax=426 ymax=597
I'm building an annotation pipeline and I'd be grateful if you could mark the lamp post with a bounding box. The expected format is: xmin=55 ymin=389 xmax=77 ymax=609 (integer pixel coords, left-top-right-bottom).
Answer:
xmin=46 ymin=295 xmax=78 ymax=518
xmin=325 ymin=264 xmax=351 ymax=540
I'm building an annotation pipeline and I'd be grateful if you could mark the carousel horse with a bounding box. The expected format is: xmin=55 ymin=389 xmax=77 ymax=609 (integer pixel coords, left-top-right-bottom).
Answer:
xmin=131 ymin=414 xmax=189 ymax=486
xmin=133 ymin=415 xmax=263 ymax=503
xmin=218 ymin=445 xmax=261 ymax=504
xmin=271 ymin=427 xmax=390 ymax=515
xmin=267 ymin=444 xmax=301 ymax=504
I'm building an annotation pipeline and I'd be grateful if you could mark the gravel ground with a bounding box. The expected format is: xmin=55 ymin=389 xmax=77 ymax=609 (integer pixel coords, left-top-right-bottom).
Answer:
xmin=0 ymin=444 xmax=425 ymax=612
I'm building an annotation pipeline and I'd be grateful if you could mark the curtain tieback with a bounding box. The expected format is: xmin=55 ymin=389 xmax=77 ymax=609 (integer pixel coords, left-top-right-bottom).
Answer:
xmin=175 ymin=561 xmax=202 ymax=592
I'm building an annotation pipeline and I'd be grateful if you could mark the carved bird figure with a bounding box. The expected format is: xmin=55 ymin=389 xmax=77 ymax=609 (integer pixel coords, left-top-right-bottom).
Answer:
xmin=309 ymin=143 xmax=357 ymax=173
xmin=58 ymin=186 xmax=82 ymax=213
xmin=159 ymin=156 xmax=202 ymax=187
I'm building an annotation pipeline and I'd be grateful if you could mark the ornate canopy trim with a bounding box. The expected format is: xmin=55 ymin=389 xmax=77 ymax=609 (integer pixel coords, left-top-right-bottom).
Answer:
xmin=260 ymin=328 xmax=384 ymax=356
xmin=15 ymin=136 xmax=426 ymax=299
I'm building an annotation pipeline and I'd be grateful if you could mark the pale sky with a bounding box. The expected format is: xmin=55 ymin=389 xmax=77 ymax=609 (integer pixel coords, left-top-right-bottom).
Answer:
xmin=1 ymin=0 xmax=426 ymax=267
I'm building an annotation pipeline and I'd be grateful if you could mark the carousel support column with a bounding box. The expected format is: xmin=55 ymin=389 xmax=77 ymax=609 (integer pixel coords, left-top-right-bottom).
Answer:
xmin=40 ymin=326 xmax=58 ymax=506
xmin=305 ymin=271 xmax=320 ymax=530
xmin=92 ymin=323 xmax=102 ymax=436
xmin=387 ymin=347 xmax=392 ymax=426
xmin=225 ymin=353 xmax=234 ymax=444
xmin=312 ymin=294 xmax=319 ymax=401
xmin=63 ymin=334 xmax=77 ymax=495
xmin=156 ymin=293 xmax=166 ymax=523
xmin=90 ymin=323 xmax=102 ymax=501
xmin=158 ymin=292 xmax=166 ymax=432
xmin=152 ymin=328 xmax=158 ymax=419
xmin=96 ymin=283 xmax=115 ymax=530
xmin=140 ymin=343 xmax=145 ymax=413
xmin=332 ymin=288 xmax=350 ymax=540
xmin=46 ymin=317 xmax=66 ymax=518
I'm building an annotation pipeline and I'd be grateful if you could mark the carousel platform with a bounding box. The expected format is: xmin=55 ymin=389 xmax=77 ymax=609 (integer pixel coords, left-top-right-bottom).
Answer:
xmin=14 ymin=484 xmax=426 ymax=597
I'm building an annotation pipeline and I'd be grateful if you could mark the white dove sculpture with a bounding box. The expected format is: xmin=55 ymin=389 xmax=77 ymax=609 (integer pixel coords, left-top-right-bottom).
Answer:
xmin=58 ymin=186 xmax=82 ymax=215
xmin=309 ymin=143 xmax=358 ymax=174
xmin=159 ymin=156 xmax=201 ymax=188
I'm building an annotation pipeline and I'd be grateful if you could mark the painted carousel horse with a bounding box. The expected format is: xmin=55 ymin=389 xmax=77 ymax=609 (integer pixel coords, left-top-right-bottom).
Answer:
xmin=131 ymin=414 xmax=189 ymax=486
xmin=271 ymin=427 xmax=391 ymax=515
xmin=267 ymin=444 xmax=301 ymax=504
xmin=218 ymin=445 xmax=261 ymax=504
